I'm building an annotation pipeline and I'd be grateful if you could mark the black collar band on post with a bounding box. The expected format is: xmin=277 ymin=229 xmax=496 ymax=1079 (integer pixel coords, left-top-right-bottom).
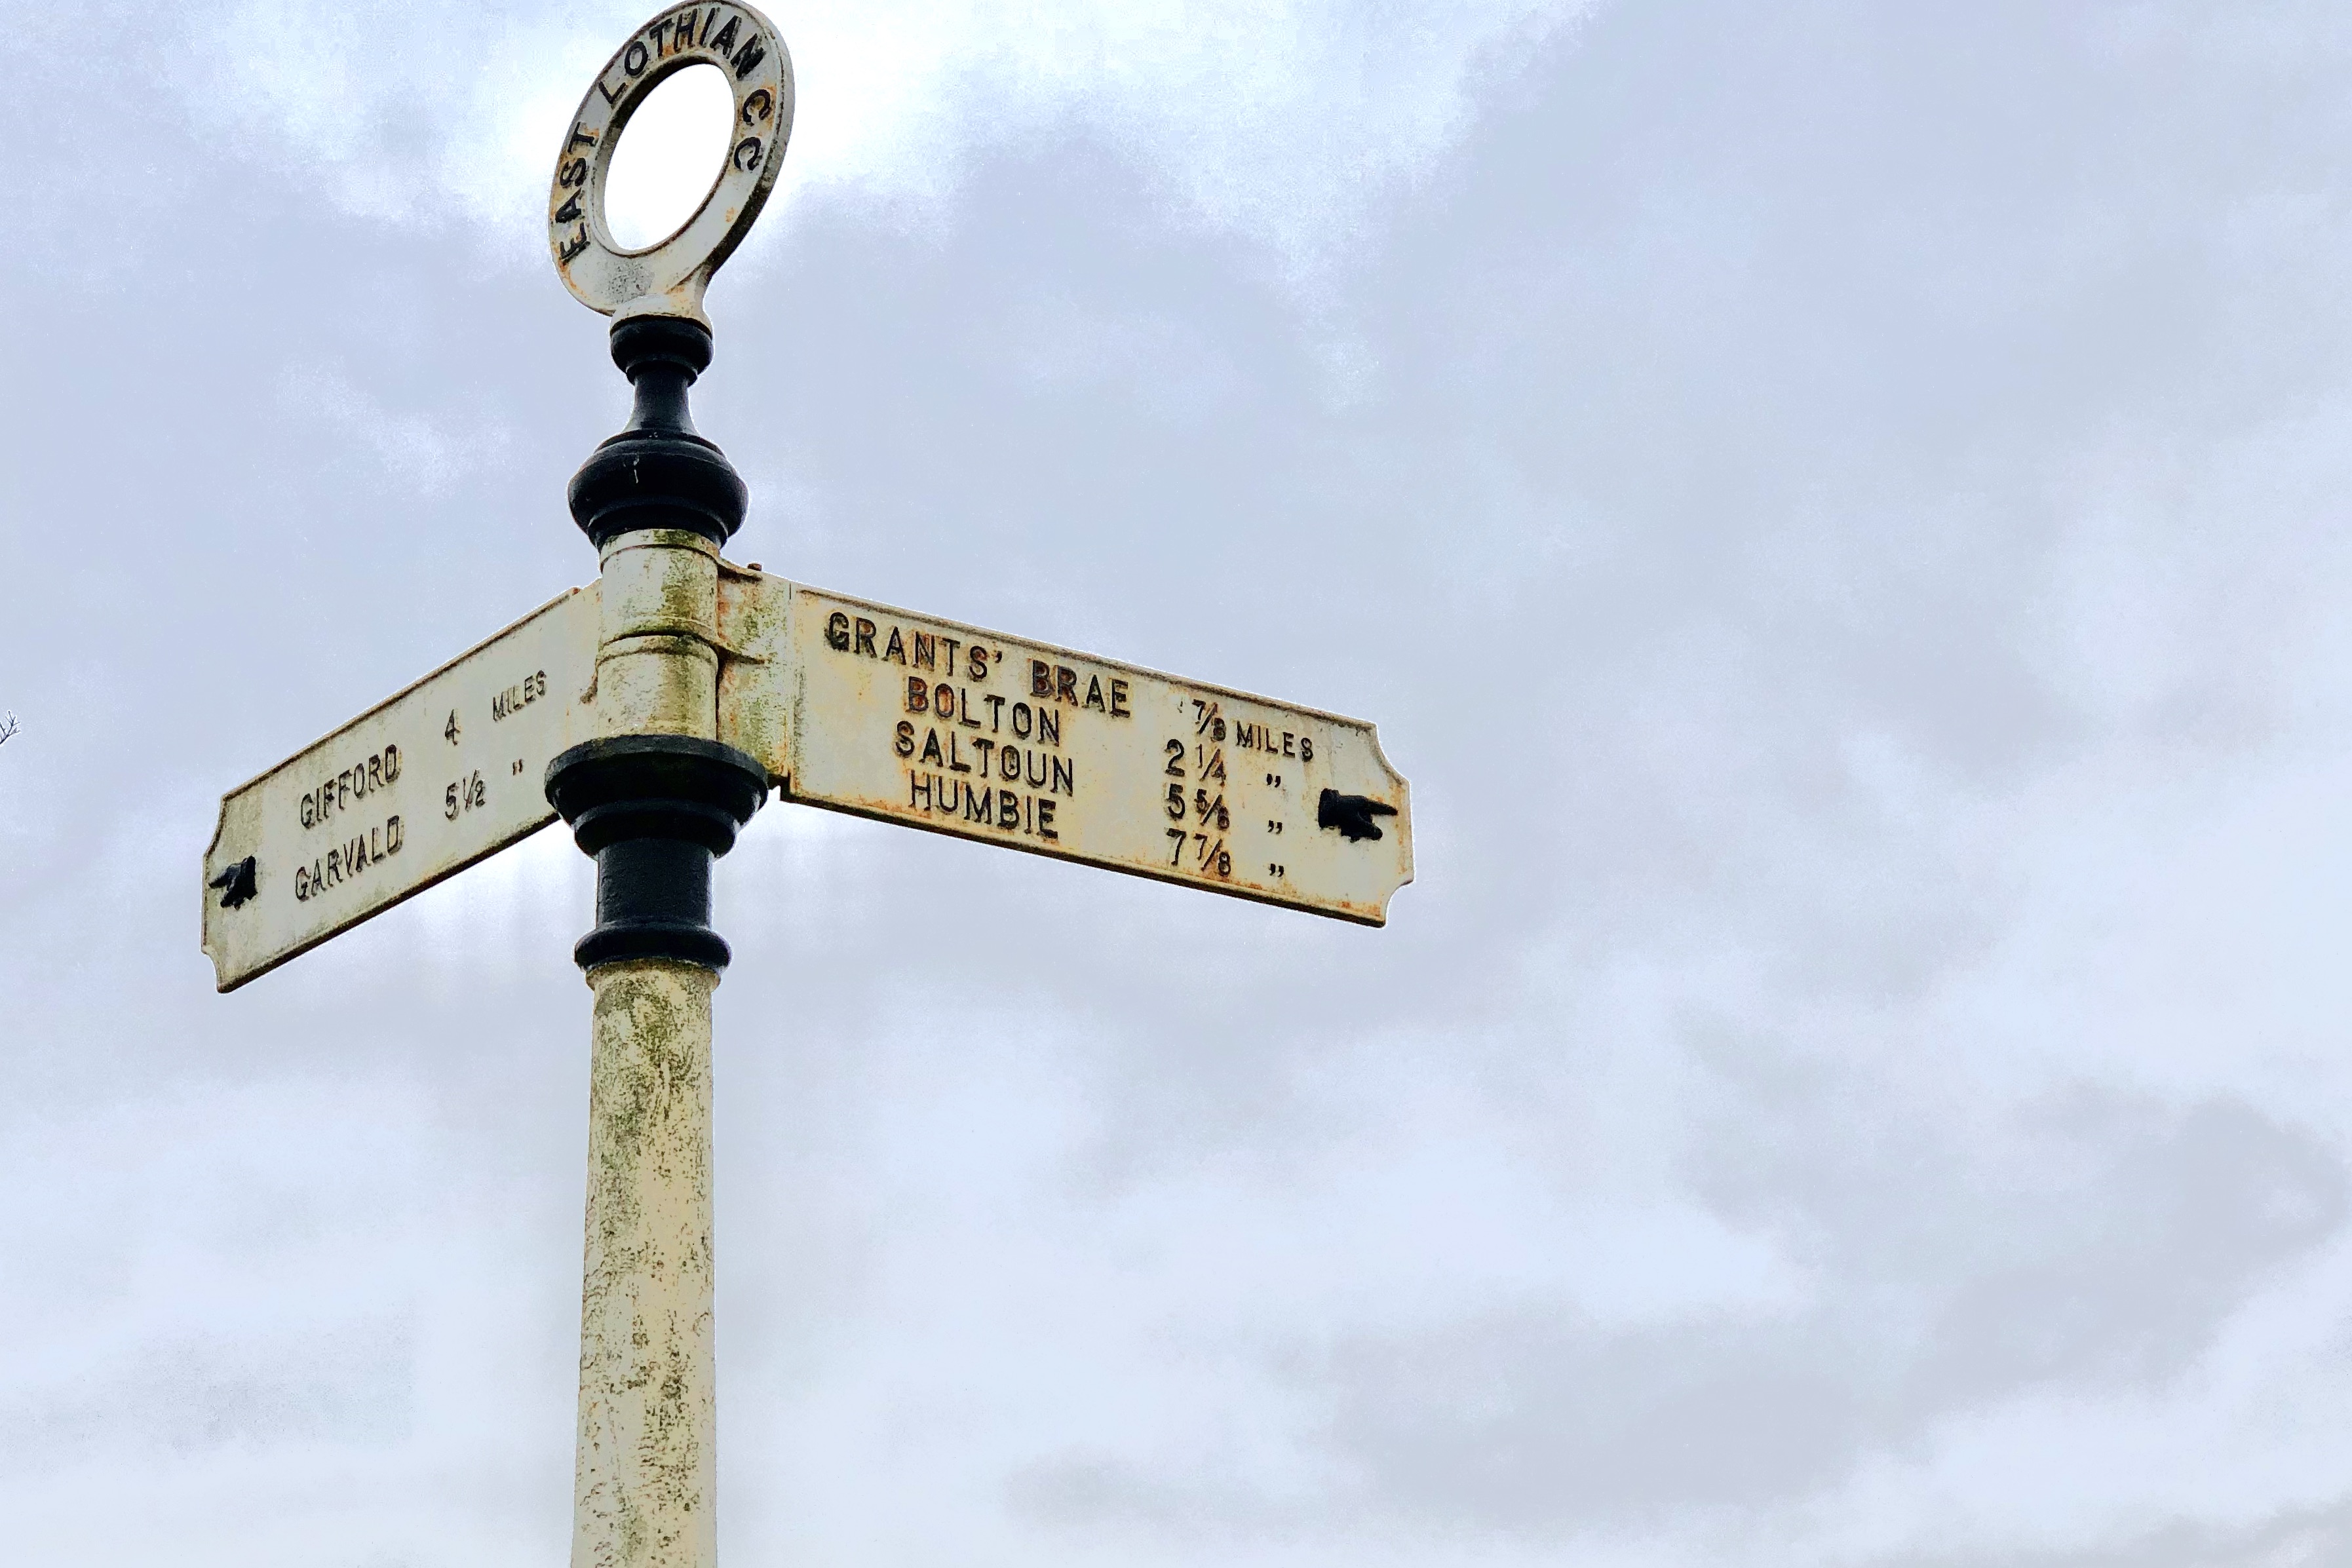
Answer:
xmin=546 ymin=734 xmax=767 ymax=971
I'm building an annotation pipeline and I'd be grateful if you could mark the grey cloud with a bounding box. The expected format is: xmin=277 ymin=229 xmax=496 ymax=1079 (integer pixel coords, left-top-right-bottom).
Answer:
xmin=10 ymin=0 xmax=2352 ymax=1563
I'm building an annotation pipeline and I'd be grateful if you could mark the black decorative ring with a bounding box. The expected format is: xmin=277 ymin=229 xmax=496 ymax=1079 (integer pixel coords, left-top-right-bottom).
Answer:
xmin=545 ymin=735 xmax=768 ymax=972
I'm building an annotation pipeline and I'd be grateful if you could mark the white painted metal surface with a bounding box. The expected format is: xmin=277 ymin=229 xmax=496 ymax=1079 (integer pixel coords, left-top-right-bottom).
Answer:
xmin=597 ymin=529 xmax=724 ymax=738
xmin=201 ymin=586 xmax=601 ymax=991
xmin=720 ymin=574 xmax=1414 ymax=925
xmin=573 ymin=957 xmax=718 ymax=1568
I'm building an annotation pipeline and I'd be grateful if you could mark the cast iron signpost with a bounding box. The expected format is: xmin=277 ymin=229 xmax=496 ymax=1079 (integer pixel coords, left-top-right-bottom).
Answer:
xmin=200 ymin=7 xmax=1410 ymax=1562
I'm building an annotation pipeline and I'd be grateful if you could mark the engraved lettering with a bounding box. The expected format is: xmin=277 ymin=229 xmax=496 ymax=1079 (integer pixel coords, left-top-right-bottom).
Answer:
xmin=1031 ymin=659 xmax=1052 ymax=698
xmin=883 ymin=626 xmax=906 ymax=664
xmin=1039 ymin=709 xmax=1059 ymax=746
xmin=492 ymin=671 xmax=546 ymax=721
xmin=1111 ymin=679 xmax=1130 ymax=717
xmin=825 ymin=611 xmax=851 ymax=651
xmin=1012 ymin=701 xmax=1032 ymax=738
xmin=1036 ymin=799 xmax=1057 ymax=841
xmin=1056 ymin=665 xmax=1077 ymax=705
xmin=920 ymin=729 xmax=944 ymax=766
xmin=853 ymin=617 xmax=877 ymax=657
xmin=444 ymin=769 xmax=486 ymax=820
xmin=894 ymin=720 xmax=916 ymax=757
xmin=906 ymin=677 xmax=929 ymax=714
xmin=913 ymin=632 xmax=936 ymax=670
xmin=301 ymin=744 xmax=406 ymax=830
xmin=933 ymin=683 xmax=955 ymax=721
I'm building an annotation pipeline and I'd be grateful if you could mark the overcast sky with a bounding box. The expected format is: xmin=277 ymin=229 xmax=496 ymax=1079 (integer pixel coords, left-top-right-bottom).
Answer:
xmin=9 ymin=1 xmax=2352 ymax=1563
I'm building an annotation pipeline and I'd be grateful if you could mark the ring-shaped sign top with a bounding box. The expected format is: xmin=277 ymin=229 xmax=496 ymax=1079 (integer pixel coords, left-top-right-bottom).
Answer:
xmin=550 ymin=3 xmax=794 ymax=324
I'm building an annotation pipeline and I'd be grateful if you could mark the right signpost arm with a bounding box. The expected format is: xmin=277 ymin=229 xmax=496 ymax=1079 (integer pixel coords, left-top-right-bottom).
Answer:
xmin=717 ymin=577 xmax=1414 ymax=925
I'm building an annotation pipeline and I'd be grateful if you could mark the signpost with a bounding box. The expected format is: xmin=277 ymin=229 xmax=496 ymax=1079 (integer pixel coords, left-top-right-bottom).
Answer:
xmin=201 ymin=6 xmax=1411 ymax=1563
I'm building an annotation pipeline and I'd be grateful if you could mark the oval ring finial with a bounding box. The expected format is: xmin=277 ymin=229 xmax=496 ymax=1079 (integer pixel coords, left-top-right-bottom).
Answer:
xmin=549 ymin=4 xmax=794 ymax=326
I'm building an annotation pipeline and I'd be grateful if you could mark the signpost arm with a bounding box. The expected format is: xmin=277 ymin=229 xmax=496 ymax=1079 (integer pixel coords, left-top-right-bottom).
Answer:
xmin=547 ymin=315 xmax=765 ymax=1568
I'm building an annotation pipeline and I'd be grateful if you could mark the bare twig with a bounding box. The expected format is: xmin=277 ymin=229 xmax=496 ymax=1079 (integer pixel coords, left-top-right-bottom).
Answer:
xmin=0 ymin=712 xmax=16 ymax=746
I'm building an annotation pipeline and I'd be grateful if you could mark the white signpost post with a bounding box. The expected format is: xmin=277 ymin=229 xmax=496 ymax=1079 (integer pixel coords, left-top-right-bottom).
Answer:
xmin=201 ymin=7 xmax=1410 ymax=1563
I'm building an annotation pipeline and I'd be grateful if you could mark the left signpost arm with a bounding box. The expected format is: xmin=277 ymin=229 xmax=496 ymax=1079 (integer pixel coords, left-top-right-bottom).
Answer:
xmin=199 ymin=584 xmax=601 ymax=993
